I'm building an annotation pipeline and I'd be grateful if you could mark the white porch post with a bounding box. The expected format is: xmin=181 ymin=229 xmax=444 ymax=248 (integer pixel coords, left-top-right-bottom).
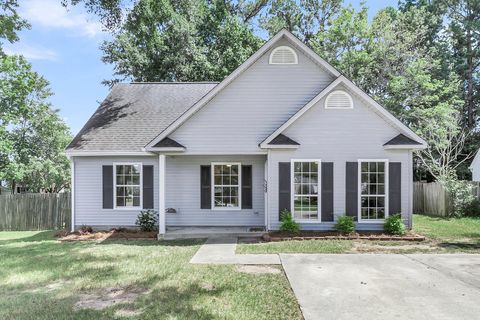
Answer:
xmin=158 ymin=154 xmax=166 ymax=236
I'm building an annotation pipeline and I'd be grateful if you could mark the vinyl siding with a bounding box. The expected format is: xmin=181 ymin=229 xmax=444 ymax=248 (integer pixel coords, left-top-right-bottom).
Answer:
xmin=170 ymin=38 xmax=335 ymax=153
xmin=267 ymin=86 xmax=413 ymax=230
xmin=165 ymin=155 xmax=265 ymax=226
xmin=73 ymin=156 xmax=159 ymax=228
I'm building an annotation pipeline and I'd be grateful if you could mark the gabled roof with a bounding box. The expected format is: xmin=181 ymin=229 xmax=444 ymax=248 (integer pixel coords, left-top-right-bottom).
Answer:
xmin=153 ymin=137 xmax=185 ymax=148
xmin=384 ymin=134 xmax=422 ymax=146
xmin=269 ymin=134 xmax=300 ymax=145
xmin=469 ymin=149 xmax=480 ymax=170
xmin=260 ymin=76 xmax=427 ymax=149
xmin=144 ymin=29 xmax=341 ymax=150
xmin=66 ymin=82 xmax=217 ymax=154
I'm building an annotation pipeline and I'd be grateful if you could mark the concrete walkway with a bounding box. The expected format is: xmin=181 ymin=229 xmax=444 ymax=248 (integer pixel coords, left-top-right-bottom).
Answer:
xmin=189 ymin=237 xmax=280 ymax=265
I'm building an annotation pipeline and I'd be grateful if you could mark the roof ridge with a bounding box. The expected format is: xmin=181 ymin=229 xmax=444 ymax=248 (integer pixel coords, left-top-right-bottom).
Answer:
xmin=128 ymin=81 xmax=220 ymax=85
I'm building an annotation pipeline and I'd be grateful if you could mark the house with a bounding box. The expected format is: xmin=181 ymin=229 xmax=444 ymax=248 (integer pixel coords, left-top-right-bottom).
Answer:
xmin=469 ymin=150 xmax=480 ymax=181
xmin=66 ymin=29 xmax=426 ymax=237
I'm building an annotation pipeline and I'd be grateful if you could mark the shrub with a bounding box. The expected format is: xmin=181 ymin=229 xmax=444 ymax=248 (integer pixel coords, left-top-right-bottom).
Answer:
xmin=334 ymin=216 xmax=355 ymax=234
xmin=461 ymin=198 xmax=480 ymax=217
xmin=79 ymin=225 xmax=93 ymax=235
xmin=279 ymin=209 xmax=300 ymax=233
xmin=135 ymin=209 xmax=158 ymax=232
xmin=442 ymin=178 xmax=474 ymax=217
xmin=383 ymin=214 xmax=406 ymax=235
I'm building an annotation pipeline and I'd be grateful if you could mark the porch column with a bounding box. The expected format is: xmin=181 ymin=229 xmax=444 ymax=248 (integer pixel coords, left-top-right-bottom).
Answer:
xmin=158 ymin=154 xmax=166 ymax=235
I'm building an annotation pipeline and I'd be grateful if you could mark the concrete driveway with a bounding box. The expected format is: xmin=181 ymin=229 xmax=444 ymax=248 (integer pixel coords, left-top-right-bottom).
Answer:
xmin=281 ymin=254 xmax=480 ymax=320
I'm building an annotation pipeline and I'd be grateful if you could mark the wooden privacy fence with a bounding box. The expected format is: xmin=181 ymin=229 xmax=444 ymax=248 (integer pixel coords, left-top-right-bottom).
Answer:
xmin=0 ymin=193 xmax=71 ymax=231
xmin=413 ymin=182 xmax=480 ymax=217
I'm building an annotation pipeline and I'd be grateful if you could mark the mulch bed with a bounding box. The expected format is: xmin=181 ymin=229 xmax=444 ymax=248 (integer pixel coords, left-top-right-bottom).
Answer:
xmin=263 ymin=231 xmax=425 ymax=242
xmin=57 ymin=229 xmax=157 ymax=241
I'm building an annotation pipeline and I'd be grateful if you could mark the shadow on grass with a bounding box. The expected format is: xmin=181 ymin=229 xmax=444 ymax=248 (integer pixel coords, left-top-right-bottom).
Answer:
xmin=437 ymin=241 xmax=480 ymax=250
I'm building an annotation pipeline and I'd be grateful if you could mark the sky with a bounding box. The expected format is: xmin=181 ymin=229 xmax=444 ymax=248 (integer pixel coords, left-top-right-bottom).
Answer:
xmin=5 ymin=0 xmax=397 ymax=135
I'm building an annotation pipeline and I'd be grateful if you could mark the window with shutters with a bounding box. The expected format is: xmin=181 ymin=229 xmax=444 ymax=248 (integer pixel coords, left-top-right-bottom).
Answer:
xmin=291 ymin=160 xmax=321 ymax=221
xmin=269 ymin=46 xmax=298 ymax=64
xmin=114 ymin=163 xmax=142 ymax=209
xmin=358 ymin=160 xmax=389 ymax=221
xmin=325 ymin=90 xmax=353 ymax=109
xmin=212 ymin=163 xmax=241 ymax=209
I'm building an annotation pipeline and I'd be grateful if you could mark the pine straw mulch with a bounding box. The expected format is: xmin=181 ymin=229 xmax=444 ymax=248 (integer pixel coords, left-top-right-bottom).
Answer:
xmin=56 ymin=229 xmax=157 ymax=241
xmin=263 ymin=230 xmax=425 ymax=242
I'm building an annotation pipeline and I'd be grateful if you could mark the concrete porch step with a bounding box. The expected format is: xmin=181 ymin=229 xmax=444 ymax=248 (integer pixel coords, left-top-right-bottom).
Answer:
xmin=162 ymin=226 xmax=266 ymax=240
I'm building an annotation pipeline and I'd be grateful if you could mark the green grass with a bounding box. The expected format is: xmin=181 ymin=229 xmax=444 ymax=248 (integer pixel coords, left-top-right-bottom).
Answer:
xmin=413 ymin=214 xmax=480 ymax=240
xmin=0 ymin=232 xmax=301 ymax=320
xmin=237 ymin=239 xmax=353 ymax=254
xmin=238 ymin=215 xmax=480 ymax=254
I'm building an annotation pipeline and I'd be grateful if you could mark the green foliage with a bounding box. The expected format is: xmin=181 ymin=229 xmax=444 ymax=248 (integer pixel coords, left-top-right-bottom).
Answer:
xmin=461 ymin=198 xmax=480 ymax=218
xmin=279 ymin=209 xmax=300 ymax=233
xmin=0 ymin=0 xmax=30 ymax=52
xmin=334 ymin=215 xmax=355 ymax=234
xmin=135 ymin=209 xmax=158 ymax=232
xmin=440 ymin=177 xmax=475 ymax=217
xmin=0 ymin=55 xmax=72 ymax=193
xmin=99 ymin=0 xmax=263 ymax=85
xmin=383 ymin=214 xmax=406 ymax=235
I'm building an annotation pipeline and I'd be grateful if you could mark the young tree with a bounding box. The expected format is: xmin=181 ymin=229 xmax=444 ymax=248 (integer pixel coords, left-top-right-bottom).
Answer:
xmin=0 ymin=55 xmax=72 ymax=193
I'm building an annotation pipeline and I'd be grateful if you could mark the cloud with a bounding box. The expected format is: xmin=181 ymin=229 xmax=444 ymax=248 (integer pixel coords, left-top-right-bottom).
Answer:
xmin=21 ymin=0 xmax=103 ymax=38
xmin=4 ymin=43 xmax=58 ymax=61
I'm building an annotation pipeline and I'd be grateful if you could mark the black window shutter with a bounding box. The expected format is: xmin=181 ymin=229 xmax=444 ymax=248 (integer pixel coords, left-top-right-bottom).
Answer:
xmin=389 ymin=162 xmax=402 ymax=215
xmin=200 ymin=165 xmax=211 ymax=209
xmin=102 ymin=165 xmax=113 ymax=209
xmin=345 ymin=162 xmax=358 ymax=220
xmin=278 ymin=162 xmax=291 ymax=221
xmin=143 ymin=165 xmax=154 ymax=209
xmin=241 ymin=165 xmax=252 ymax=209
xmin=321 ymin=162 xmax=334 ymax=222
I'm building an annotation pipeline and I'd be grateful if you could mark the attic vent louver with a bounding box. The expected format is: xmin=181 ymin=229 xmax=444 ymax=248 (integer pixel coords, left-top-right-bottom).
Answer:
xmin=325 ymin=90 xmax=353 ymax=109
xmin=269 ymin=46 xmax=298 ymax=64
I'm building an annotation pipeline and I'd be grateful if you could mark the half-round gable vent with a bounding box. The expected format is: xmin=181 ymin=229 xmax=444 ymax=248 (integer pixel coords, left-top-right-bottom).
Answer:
xmin=269 ymin=46 xmax=298 ymax=64
xmin=325 ymin=90 xmax=353 ymax=109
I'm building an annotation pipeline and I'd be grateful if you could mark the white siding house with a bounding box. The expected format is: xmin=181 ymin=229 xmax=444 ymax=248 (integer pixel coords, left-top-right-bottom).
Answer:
xmin=66 ymin=29 xmax=426 ymax=235
xmin=470 ymin=150 xmax=480 ymax=181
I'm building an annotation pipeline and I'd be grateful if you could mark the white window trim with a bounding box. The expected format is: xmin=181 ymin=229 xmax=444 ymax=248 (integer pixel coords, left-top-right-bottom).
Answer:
xmin=357 ymin=159 xmax=389 ymax=223
xmin=325 ymin=90 xmax=354 ymax=109
xmin=269 ymin=45 xmax=298 ymax=64
xmin=113 ymin=162 xmax=143 ymax=210
xmin=290 ymin=159 xmax=322 ymax=223
xmin=211 ymin=162 xmax=242 ymax=211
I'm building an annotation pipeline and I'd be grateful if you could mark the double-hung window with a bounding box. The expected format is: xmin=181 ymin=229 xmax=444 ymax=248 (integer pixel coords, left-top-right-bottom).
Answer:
xmin=212 ymin=163 xmax=241 ymax=209
xmin=114 ymin=163 xmax=142 ymax=209
xmin=359 ymin=160 xmax=388 ymax=221
xmin=292 ymin=160 xmax=320 ymax=221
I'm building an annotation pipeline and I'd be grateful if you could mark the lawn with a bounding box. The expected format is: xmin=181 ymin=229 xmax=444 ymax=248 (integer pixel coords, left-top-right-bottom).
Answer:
xmin=0 ymin=232 xmax=302 ymax=320
xmin=237 ymin=215 xmax=480 ymax=254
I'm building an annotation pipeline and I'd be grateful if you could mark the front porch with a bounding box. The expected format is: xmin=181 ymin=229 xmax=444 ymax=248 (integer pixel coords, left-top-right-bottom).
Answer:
xmin=162 ymin=226 xmax=267 ymax=240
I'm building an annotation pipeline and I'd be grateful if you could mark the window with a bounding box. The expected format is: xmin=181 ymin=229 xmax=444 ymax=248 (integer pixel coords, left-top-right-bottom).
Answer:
xmin=292 ymin=160 xmax=320 ymax=221
xmin=269 ymin=46 xmax=298 ymax=64
xmin=114 ymin=163 xmax=142 ymax=208
xmin=325 ymin=90 xmax=353 ymax=109
xmin=359 ymin=160 xmax=388 ymax=221
xmin=212 ymin=163 xmax=241 ymax=209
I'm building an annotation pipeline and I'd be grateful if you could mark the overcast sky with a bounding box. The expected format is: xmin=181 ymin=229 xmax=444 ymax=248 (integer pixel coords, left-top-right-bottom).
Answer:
xmin=5 ymin=0 xmax=397 ymax=135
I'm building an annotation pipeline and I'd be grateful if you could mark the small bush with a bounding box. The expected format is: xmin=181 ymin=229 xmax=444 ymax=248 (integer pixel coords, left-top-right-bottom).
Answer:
xmin=280 ymin=209 xmax=300 ymax=233
xmin=334 ymin=216 xmax=355 ymax=234
xmin=135 ymin=209 xmax=158 ymax=232
xmin=383 ymin=214 xmax=406 ymax=235
xmin=79 ymin=225 xmax=93 ymax=235
xmin=461 ymin=198 xmax=480 ymax=217
xmin=55 ymin=229 xmax=69 ymax=238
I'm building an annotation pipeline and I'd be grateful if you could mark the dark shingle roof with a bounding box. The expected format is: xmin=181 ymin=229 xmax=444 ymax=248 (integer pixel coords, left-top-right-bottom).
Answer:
xmin=153 ymin=137 xmax=185 ymax=148
xmin=67 ymin=83 xmax=217 ymax=151
xmin=384 ymin=134 xmax=421 ymax=146
xmin=269 ymin=134 xmax=300 ymax=145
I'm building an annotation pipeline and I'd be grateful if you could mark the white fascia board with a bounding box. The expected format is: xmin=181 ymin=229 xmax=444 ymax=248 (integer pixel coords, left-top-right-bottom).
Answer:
xmin=145 ymin=147 xmax=186 ymax=152
xmin=259 ymin=144 xmax=299 ymax=149
xmin=260 ymin=77 xmax=344 ymax=146
xmin=145 ymin=29 xmax=341 ymax=149
xmin=65 ymin=150 xmax=157 ymax=157
xmin=262 ymin=75 xmax=427 ymax=148
xmin=383 ymin=144 xmax=426 ymax=150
